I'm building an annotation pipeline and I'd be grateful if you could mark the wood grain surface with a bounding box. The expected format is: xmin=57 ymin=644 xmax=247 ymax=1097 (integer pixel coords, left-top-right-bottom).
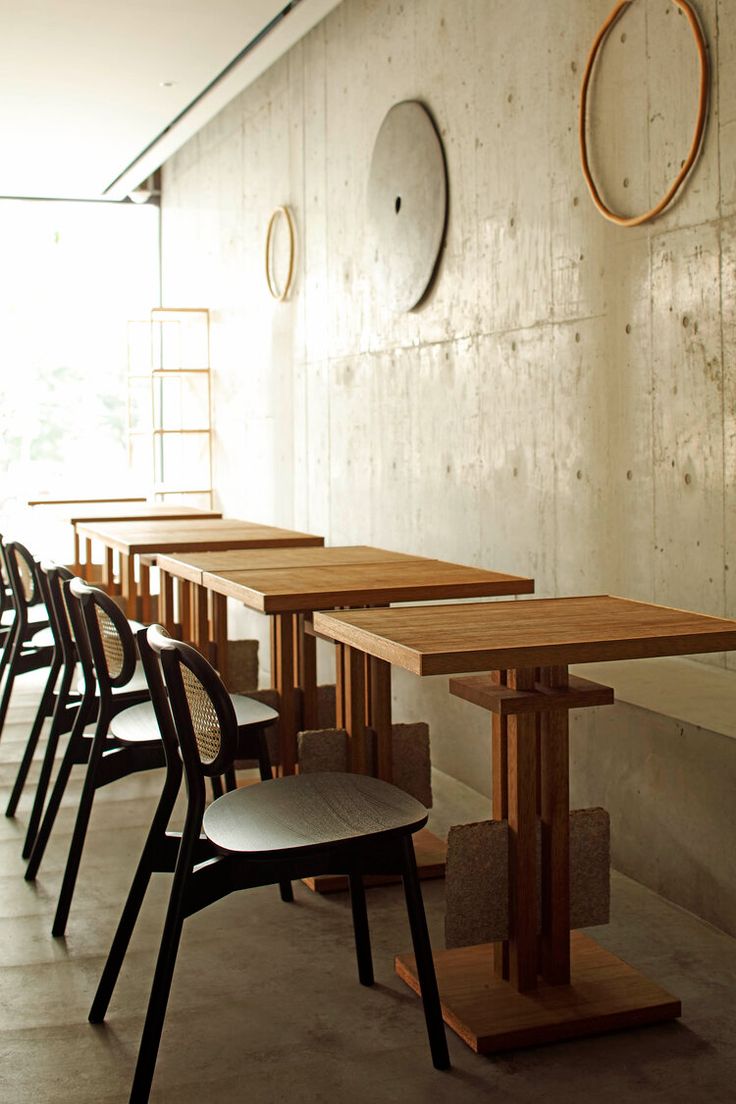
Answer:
xmin=313 ymin=595 xmax=736 ymax=675
xmin=156 ymin=545 xmax=425 ymax=585
xmin=76 ymin=518 xmax=324 ymax=556
xmin=200 ymin=559 xmax=534 ymax=612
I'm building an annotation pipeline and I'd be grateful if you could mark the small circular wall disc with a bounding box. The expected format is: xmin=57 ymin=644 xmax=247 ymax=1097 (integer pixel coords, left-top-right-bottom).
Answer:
xmin=367 ymin=100 xmax=447 ymax=312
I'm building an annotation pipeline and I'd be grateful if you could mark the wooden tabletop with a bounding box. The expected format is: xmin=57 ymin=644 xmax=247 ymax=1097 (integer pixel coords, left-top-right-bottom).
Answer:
xmin=75 ymin=518 xmax=324 ymax=556
xmin=200 ymin=558 xmax=534 ymax=613
xmin=59 ymin=504 xmax=222 ymax=525
xmin=312 ymin=595 xmax=736 ymax=675
xmin=156 ymin=545 xmax=429 ymax=584
xmin=28 ymin=495 xmax=147 ymax=507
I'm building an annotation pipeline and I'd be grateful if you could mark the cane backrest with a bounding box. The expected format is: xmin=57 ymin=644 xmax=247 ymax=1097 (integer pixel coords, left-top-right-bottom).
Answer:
xmin=4 ymin=542 xmax=41 ymax=624
xmin=147 ymin=624 xmax=237 ymax=779
xmin=69 ymin=579 xmax=137 ymax=693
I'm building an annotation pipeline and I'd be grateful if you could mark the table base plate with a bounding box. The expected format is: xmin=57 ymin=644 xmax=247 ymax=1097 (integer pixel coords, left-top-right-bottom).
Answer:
xmin=302 ymin=828 xmax=446 ymax=893
xmin=395 ymin=931 xmax=681 ymax=1052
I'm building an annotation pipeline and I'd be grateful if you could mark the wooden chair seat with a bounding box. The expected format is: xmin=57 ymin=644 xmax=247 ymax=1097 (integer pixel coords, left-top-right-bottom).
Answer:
xmin=111 ymin=694 xmax=278 ymax=746
xmin=203 ymin=770 xmax=427 ymax=858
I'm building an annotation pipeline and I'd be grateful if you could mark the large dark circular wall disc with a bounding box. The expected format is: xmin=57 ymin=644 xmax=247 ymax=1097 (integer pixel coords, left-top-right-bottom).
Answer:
xmin=367 ymin=101 xmax=448 ymax=313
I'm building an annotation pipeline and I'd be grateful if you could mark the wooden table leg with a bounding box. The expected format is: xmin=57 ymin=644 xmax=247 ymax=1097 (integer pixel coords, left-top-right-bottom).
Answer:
xmin=73 ymin=530 xmax=81 ymax=574
xmin=397 ymin=664 xmax=680 ymax=1053
xmin=368 ymin=656 xmax=392 ymax=783
xmin=121 ymin=554 xmax=137 ymax=620
xmin=212 ymin=593 xmax=228 ymax=681
xmin=83 ymin=537 xmax=93 ymax=581
xmin=491 ymin=670 xmax=509 ymax=979
xmin=139 ymin=561 xmax=152 ymax=624
xmin=179 ymin=580 xmax=192 ymax=643
xmin=298 ymin=613 xmax=318 ymax=730
xmin=538 ymin=665 xmax=571 ymax=984
xmin=506 ymin=667 xmax=539 ymax=992
xmin=192 ymin=583 xmax=209 ymax=655
xmin=103 ymin=547 xmax=114 ymax=593
xmin=273 ymin=612 xmax=298 ymax=775
xmin=159 ymin=569 xmax=174 ymax=634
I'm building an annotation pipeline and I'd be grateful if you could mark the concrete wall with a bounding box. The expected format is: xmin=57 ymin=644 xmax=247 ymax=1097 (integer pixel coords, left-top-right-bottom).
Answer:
xmin=160 ymin=0 xmax=736 ymax=808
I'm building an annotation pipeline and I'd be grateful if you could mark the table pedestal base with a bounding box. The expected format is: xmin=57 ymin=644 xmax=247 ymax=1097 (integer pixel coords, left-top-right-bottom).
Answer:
xmin=395 ymin=931 xmax=680 ymax=1052
xmin=302 ymin=827 xmax=446 ymax=893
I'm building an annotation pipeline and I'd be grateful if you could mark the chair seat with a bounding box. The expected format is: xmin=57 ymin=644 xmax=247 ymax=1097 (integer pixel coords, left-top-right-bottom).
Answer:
xmin=203 ymin=771 xmax=428 ymax=859
xmin=29 ymin=626 xmax=55 ymax=649
xmin=232 ymin=694 xmax=278 ymax=729
xmin=109 ymin=701 xmax=161 ymax=744
xmin=77 ymin=663 xmax=150 ymax=697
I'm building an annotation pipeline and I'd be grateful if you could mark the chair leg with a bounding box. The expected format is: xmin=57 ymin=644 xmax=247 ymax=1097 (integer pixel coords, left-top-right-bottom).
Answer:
xmin=0 ymin=654 xmax=19 ymax=740
xmin=5 ymin=660 xmax=60 ymax=817
xmin=128 ymin=810 xmax=201 ymax=1104
xmin=25 ymin=707 xmax=88 ymax=880
xmin=90 ymin=763 xmax=182 ymax=1024
xmin=349 ymin=873 xmax=374 ymax=986
xmin=51 ymin=709 xmax=110 ymax=936
xmin=257 ymin=738 xmax=292 ymax=903
xmin=210 ymin=774 xmax=224 ymax=799
xmin=22 ymin=681 xmax=75 ymax=859
xmin=400 ymin=836 xmax=450 ymax=1071
xmin=224 ymin=765 xmax=237 ymax=791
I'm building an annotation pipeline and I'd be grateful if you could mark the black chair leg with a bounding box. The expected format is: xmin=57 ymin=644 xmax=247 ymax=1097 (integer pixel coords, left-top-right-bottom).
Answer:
xmin=22 ymin=684 xmax=75 ymax=858
xmin=25 ymin=710 xmax=88 ymax=880
xmin=0 ymin=658 xmax=18 ymax=740
xmin=400 ymin=836 xmax=450 ymax=1071
xmin=128 ymin=814 xmax=200 ymax=1104
xmin=257 ymin=741 xmax=293 ymax=903
xmin=90 ymin=765 xmax=181 ymax=1024
xmin=51 ymin=711 xmax=109 ymax=936
xmin=6 ymin=660 xmax=60 ymax=817
xmin=210 ymin=774 xmax=224 ymax=799
xmin=224 ymin=765 xmax=237 ymax=791
xmin=349 ymin=873 xmax=374 ymax=986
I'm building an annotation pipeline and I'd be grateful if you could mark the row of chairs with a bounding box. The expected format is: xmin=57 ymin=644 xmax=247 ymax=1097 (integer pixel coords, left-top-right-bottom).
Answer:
xmin=0 ymin=536 xmax=450 ymax=1102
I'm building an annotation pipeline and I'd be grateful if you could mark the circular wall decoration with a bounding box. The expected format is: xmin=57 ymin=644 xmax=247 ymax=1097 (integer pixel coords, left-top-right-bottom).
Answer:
xmin=579 ymin=0 xmax=709 ymax=228
xmin=367 ymin=101 xmax=448 ymax=312
xmin=265 ymin=205 xmax=296 ymax=301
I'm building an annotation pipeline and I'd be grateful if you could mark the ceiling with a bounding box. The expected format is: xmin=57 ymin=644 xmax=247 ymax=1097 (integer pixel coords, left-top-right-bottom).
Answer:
xmin=0 ymin=0 xmax=341 ymax=202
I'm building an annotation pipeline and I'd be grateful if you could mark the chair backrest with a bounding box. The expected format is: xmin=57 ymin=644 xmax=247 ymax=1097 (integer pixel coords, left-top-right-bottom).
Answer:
xmin=146 ymin=624 xmax=238 ymax=784
xmin=39 ymin=562 xmax=76 ymax=666
xmin=3 ymin=542 xmax=42 ymax=631
xmin=68 ymin=578 xmax=138 ymax=698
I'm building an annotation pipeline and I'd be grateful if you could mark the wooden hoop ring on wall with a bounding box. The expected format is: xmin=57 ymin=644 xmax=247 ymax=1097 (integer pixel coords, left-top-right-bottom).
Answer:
xmin=579 ymin=0 xmax=709 ymax=228
xmin=265 ymin=205 xmax=295 ymax=301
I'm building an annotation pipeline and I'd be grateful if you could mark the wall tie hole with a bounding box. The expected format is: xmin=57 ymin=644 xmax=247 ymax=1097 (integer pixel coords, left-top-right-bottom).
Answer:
xmin=395 ymin=195 xmax=402 ymax=213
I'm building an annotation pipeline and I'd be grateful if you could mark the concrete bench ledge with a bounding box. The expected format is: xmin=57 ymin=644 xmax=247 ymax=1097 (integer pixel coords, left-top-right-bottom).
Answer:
xmin=571 ymin=656 xmax=736 ymax=742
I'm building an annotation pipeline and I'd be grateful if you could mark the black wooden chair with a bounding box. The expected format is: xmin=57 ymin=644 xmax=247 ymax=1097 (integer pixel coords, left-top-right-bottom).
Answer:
xmin=24 ymin=577 xmax=162 ymax=935
xmin=90 ymin=624 xmax=449 ymax=1103
xmin=5 ymin=561 xmax=70 ymax=831
xmin=0 ymin=541 xmax=54 ymax=745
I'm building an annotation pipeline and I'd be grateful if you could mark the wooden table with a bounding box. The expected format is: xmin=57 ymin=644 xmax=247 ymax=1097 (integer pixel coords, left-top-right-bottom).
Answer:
xmin=312 ymin=594 xmax=736 ymax=1053
xmin=76 ymin=518 xmax=324 ymax=621
xmin=158 ymin=547 xmax=534 ymax=778
xmin=53 ymin=504 xmax=222 ymax=574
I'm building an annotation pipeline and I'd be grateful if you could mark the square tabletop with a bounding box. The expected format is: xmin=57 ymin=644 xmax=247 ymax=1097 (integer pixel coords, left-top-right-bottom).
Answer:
xmin=200 ymin=557 xmax=535 ymax=613
xmin=156 ymin=545 xmax=428 ymax=584
xmin=312 ymin=594 xmax=736 ymax=675
xmin=62 ymin=504 xmax=222 ymax=525
xmin=75 ymin=518 xmax=325 ymax=556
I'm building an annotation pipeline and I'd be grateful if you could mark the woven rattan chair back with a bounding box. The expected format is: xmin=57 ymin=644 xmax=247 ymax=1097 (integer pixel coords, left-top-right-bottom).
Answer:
xmin=68 ymin=579 xmax=137 ymax=694
xmin=147 ymin=624 xmax=238 ymax=780
xmin=4 ymin=542 xmax=41 ymax=616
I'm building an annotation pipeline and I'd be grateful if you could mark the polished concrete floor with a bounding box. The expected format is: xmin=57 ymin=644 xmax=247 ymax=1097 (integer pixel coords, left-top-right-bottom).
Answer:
xmin=1 ymin=671 xmax=735 ymax=1103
